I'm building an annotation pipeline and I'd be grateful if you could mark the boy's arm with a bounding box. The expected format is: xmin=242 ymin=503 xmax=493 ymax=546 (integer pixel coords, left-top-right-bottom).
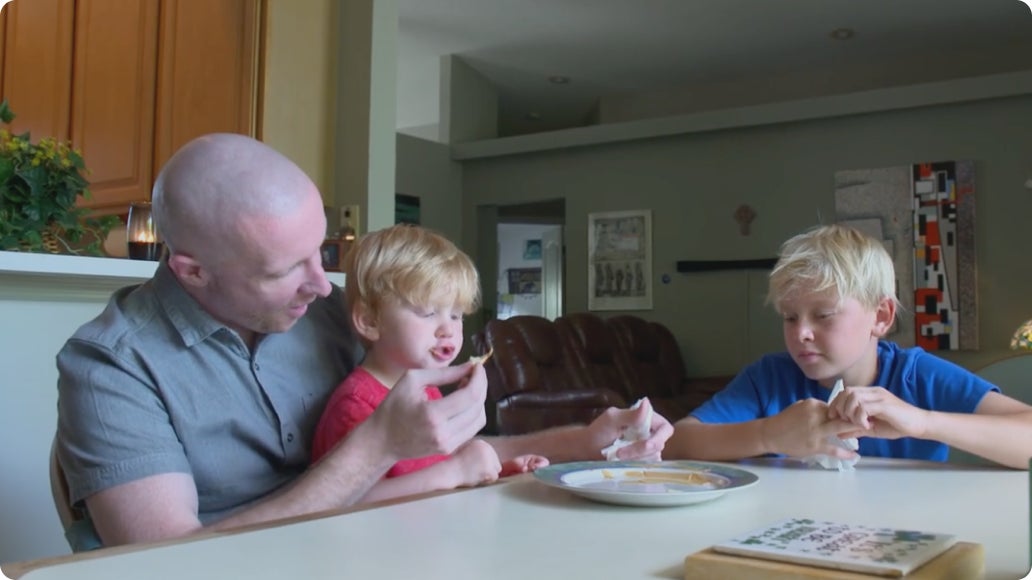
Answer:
xmin=835 ymin=389 xmax=1032 ymax=469
xmin=928 ymin=401 xmax=1032 ymax=469
xmin=483 ymin=402 xmax=672 ymax=463
xmin=669 ymin=401 xmax=860 ymax=460
xmin=667 ymin=417 xmax=768 ymax=460
xmin=955 ymin=392 xmax=1032 ymax=469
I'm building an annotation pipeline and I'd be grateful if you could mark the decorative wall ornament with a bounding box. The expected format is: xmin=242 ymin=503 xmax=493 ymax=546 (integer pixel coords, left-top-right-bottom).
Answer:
xmin=733 ymin=204 xmax=757 ymax=236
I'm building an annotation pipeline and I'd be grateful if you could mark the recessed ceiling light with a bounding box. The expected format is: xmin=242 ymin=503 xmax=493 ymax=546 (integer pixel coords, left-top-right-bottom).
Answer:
xmin=829 ymin=28 xmax=855 ymax=41
xmin=548 ymin=75 xmax=570 ymax=85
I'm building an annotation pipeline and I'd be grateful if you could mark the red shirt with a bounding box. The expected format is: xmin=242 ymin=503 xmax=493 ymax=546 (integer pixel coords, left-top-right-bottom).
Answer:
xmin=311 ymin=367 xmax=449 ymax=477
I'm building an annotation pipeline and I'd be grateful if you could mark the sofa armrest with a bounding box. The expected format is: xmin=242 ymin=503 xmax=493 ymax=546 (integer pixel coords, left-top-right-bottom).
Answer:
xmin=500 ymin=388 xmax=626 ymax=408
xmin=673 ymin=375 xmax=734 ymax=415
xmin=495 ymin=388 xmax=627 ymax=435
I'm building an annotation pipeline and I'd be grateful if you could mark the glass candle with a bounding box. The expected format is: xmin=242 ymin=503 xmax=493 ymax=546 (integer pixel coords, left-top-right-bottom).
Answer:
xmin=126 ymin=201 xmax=164 ymax=261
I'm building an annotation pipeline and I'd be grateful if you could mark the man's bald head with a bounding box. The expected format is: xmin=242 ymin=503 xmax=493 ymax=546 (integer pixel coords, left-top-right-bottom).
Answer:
xmin=152 ymin=133 xmax=319 ymax=261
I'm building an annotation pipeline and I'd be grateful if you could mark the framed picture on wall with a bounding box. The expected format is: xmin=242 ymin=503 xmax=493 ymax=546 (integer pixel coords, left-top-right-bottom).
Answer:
xmin=321 ymin=239 xmax=347 ymax=272
xmin=588 ymin=209 xmax=652 ymax=311
xmin=395 ymin=193 xmax=421 ymax=225
xmin=523 ymin=239 xmax=542 ymax=260
xmin=507 ymin=267 xmax=542 ymax=294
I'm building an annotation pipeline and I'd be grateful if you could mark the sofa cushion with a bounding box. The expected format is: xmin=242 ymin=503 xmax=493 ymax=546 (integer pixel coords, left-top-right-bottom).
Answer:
xmin=556 ymin=313 xmax=634 ymax=401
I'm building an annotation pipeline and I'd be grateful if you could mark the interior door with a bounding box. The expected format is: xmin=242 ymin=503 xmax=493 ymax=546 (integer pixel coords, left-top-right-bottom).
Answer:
xmin=540 ymin=225 xmax=563 ymax=320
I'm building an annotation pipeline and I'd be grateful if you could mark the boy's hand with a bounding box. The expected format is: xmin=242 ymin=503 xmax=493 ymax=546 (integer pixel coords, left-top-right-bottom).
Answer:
xmin=449 ymin=439 xmax=502 ymax=487
xmin=499 ymin=454 xmax=549 ymax=477
xmin=762 ymin=398 xmax=859 ymax=458
xmin=829 ymin=386 xmax=930 ymax=440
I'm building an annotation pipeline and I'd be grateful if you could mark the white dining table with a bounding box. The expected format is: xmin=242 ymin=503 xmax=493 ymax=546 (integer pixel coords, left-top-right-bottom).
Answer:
xmin=4 ymin=458 xmax=1029 ymax=580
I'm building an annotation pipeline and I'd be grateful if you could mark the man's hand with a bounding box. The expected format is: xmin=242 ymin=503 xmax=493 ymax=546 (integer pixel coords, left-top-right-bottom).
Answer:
xmin=828 ymin=386 xmax=929 ymax=440
xmin=585 ymin=399 xmax=673 ymax=461
xmin=760 ymin=398 xmax=860 ymax=458
xmin=372 ymin=362 xmax=488 ymax=463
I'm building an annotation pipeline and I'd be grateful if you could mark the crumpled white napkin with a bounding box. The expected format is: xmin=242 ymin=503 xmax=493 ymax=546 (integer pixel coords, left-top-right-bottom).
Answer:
xmin=803 ymin=379 xmax=860 ymax=471
xmin=601 ymin=398 xmax=654 ymax=461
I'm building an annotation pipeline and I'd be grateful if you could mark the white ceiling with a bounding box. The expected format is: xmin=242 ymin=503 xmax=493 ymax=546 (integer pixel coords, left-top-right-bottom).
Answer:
xmin=396 ymin=0 xmax=1032 ymax=139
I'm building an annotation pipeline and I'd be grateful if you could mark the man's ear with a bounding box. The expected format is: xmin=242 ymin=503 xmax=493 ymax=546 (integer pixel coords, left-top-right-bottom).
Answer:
xmin=351 ymin=303 xmax=380 ymax=343
xmin=871 ymin=297 xmax=897 ymax=338
xmin=167 ymin=253 xmax=209 ymax=288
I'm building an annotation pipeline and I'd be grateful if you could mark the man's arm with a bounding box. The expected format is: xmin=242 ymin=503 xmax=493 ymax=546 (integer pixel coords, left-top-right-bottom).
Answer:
xmin=87 ymin=363 xmax=489 ymax=546
xmin=87 ymin=413 xmax=398 ymax=545
xmin=485 ymin=401 xmax=673 ymax=463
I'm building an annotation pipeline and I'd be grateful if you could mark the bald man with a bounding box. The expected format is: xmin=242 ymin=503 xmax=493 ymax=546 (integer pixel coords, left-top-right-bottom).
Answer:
xmin=56 ymin=134 xmax=671 ymax=550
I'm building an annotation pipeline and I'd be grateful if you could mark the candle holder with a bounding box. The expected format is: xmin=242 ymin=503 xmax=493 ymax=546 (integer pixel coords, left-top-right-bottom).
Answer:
xmin=126 ymin=201 xmax=164 ymax=261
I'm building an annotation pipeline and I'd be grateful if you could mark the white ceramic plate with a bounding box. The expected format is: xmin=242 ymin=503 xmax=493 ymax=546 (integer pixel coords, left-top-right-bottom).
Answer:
xmin=533 ymin=460 xmax=759 ymax=507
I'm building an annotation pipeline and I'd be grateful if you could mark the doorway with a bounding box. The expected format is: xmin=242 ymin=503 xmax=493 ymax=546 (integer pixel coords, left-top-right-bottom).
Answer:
xmin=497 ymin=223 xmax=563 ymax=319
xmin=477 ymin=199 xmax=566 ymax=322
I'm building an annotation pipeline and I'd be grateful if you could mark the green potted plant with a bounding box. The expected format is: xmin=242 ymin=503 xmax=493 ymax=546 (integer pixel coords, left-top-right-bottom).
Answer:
xmin=0 ymin=99 xmax=118 ymax=255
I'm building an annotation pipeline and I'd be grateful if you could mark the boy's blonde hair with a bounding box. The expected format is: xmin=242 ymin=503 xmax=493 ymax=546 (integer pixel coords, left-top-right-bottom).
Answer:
xmin=343 ymin=224 xmax=481 ymax=320
xmin=768 ymin=224 xmax=900 ymax=312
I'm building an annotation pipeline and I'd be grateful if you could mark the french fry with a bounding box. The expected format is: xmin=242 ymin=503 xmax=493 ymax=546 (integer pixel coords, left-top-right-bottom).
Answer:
xmin=469 ymin=347 xmax=494 ymax=365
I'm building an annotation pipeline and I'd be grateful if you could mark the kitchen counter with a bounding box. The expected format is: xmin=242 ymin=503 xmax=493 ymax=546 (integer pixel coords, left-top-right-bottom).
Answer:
xmin=0 ymin=250 xmax=342 ymax=565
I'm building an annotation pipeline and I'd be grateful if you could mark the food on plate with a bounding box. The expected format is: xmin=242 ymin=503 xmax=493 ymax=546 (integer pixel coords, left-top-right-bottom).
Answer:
xmin=602 ymin=468 xmax=714 ymax=487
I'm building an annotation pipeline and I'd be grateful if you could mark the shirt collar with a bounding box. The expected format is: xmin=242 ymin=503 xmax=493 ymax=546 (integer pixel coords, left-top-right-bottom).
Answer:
xmin=153 ymin=261 xmax=231 ymax=348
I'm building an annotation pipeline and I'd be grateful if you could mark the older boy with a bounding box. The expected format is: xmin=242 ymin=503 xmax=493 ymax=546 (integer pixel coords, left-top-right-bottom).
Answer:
xmin=667 ymin=224 xmax=1032 ymax=469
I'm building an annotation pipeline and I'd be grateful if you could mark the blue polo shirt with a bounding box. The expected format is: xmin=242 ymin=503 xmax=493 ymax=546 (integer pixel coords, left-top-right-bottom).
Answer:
xmin=690 ymin=341 xmax=998 ymax=461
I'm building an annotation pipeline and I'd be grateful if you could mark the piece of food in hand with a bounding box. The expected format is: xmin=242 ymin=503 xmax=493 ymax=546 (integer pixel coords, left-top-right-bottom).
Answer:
xmin=469 ymin=347 xmax=494 ymax=365
xmin=457 ymin=347 xmax=494 ymax=389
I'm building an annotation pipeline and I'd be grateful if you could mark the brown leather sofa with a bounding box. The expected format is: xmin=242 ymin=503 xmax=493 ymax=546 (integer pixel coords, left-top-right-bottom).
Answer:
xmin=472 ymin=313 xmax=733 ymax=435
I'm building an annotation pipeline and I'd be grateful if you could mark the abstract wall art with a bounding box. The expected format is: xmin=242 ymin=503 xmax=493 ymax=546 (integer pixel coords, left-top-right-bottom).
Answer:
xmin=834 ymin=160 xmax=976 ymax=351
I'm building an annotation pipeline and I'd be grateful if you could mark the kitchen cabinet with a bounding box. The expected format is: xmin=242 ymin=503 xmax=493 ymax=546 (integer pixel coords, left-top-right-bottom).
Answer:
xmin=0 ymin=0 xmax=259 ymax=215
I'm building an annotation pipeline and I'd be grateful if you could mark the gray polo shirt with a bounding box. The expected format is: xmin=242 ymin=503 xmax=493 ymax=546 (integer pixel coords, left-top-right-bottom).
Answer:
xmin=56 ymin=262 xmax=361 ymax=538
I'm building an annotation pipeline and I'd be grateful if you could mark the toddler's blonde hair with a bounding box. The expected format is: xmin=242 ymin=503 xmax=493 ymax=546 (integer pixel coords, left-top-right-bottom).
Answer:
xmin=768 ymin=224 xmax=900 ymax=313
xmin=343 ymin=224 xmax=481 ymax=321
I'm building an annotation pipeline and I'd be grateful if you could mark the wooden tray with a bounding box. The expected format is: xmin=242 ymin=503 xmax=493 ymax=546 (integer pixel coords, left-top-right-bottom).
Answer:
xmin=684 ymin=541 xmax=984 ymax=579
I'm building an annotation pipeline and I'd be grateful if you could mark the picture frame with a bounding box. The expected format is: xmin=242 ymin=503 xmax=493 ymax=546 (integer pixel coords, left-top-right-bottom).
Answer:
xmin=321 ymin=239 xmax=347 ymax=272
xmin=507 ymin=267 xmax=542 ymax=295
xmin=588 ymin=209 xmax=652 ymax=311
xmin=395 ymin=193 xmax=421 ymax=225
xmin=523 ymin=239 xmax=542 ymax=260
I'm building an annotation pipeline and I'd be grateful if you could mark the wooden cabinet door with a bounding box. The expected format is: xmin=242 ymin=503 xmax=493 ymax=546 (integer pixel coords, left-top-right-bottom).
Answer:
xmin=0 ymin=0 xmax=258 ymax=215
xmin=0 ymin=0 xmax=75 ymax=140
xmin=153 ymin=0 xmax=260 ymax=172
xmin=70 ymin=0 xmax=159 ymax=213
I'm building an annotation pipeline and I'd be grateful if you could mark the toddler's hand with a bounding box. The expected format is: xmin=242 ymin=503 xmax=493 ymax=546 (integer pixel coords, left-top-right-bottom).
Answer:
xmin=499 ymin=454 xmax=549 ymax=477
xmin=450 ymin=439 xmax=502 ymax=487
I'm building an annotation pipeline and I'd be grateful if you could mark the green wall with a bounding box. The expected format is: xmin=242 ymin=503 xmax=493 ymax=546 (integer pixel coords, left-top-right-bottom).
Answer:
xmin=456 ymin=95 xmax=1032 ymax=375
xmin=395 ymin=134 xmax=463 ymax=243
